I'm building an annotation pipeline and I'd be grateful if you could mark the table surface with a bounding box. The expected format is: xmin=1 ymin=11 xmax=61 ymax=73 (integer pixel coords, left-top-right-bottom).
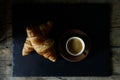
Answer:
xmin=0 ymin=1 xmax=120 ymax=80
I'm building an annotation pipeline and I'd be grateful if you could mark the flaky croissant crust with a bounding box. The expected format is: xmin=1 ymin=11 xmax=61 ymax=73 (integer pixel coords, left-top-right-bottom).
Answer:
xmin=22 ymin=21 xmax=57 ymax=62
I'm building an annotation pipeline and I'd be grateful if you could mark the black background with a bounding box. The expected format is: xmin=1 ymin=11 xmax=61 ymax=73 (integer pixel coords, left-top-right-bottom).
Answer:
xmin=13 ymin=3 xmax=111 ymax=76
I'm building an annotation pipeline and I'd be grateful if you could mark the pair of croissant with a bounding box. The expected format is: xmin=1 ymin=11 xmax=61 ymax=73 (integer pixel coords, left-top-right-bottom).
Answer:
xmin=22 ymin=21 xmax=57 ymax=62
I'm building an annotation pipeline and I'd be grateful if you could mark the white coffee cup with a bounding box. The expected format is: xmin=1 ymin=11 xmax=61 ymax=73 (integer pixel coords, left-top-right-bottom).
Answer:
xmin=66 ymin=37 xmax=85 ymax=56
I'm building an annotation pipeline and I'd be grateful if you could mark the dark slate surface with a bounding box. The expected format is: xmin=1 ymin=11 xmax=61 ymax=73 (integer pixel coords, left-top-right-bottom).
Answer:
xmin=12 ymin=3 xmax=111 ymax=76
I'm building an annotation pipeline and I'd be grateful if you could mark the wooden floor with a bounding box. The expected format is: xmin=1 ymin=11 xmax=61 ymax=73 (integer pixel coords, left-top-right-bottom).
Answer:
xmin=0 ymin=1 xmax=120 ymax=80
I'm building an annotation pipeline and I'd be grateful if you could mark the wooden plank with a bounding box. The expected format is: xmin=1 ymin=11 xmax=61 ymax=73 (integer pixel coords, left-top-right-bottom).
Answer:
xmin=0 ymin=24 xmax=12 ymax=48
xmin=12 ymin=77 xmax=27 ymax=80
xmin=112 ymin=48 xmax=120 ymax=64
xmin=112 ymin=4 xmax=120 ymax=28
xmin=0 ymin=74 xmax=12 ymax=80
xmin=12 ymin=77 xmax=112 ymax=80
xmin=0 ymin=67 xmax=10 ymax=75
xmin=0 ymin=61 xmax=12 ymax=75
xmin=0 ymin=26 xmax=7 ymax=48
xmin=113 ymin=64 xmax=120 ymax=75
xmin=0 ymin=67 xmax=6 ymax=74
xmin=111 ymin=75 xmax=120 ymax=80
xmin=6 ymin=24 xmax=12 ymax=48
xmin=0 ymin=48 xmax=12 ymax=60
xmin=110 ymin=28 xmax=120 ymax=46
xmin=6 ymin=77 xmax=13 ymax=80
xmin=5 ymin=63 xmax=12 ymax=75
xmin=12 ymin=77 xmax=44 ymax=80
xmin=54 ymin=77 xmax=111 ymax=80
xmin=0 ymin=60 xmax=12 ymax=67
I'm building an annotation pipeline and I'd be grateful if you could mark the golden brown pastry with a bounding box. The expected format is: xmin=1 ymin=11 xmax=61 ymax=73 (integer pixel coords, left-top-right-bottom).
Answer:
xmin=22 ymin=21 xmax=57 ymax=62
xmin=22 ymin=37 xmax=34 ymax=56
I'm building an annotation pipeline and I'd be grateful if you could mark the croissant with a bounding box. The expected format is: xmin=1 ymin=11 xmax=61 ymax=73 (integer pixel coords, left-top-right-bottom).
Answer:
xmin=22 ymin=21 xmax=57 ymax=62
xmin=22 ymin=37 xmax=34 ymax=56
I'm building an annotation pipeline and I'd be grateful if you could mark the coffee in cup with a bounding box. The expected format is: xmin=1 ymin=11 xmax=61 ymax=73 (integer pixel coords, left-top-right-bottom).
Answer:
xmin=66 ymin=37 xmax=85 ymax=56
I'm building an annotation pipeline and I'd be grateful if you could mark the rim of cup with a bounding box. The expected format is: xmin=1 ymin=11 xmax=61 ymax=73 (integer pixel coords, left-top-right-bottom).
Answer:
xmin=66 ymin=37 xmax=85 ymax=56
